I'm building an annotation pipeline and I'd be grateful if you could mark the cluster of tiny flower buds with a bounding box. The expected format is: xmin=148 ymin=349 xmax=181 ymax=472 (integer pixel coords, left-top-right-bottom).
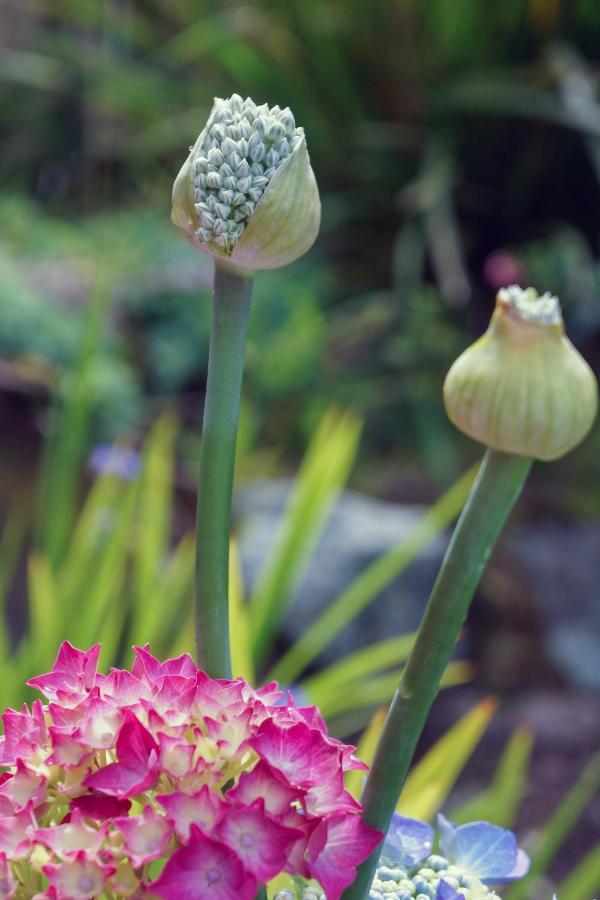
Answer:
xmin=193 ymin=93 xmax=304 ymax=254
xmin=370 ymin=856 xmax=501 ymax=899
xmin=0 ymin=642 xmax=380 ymax=899
xmin=497 ymin=285 xmax=561 ymax=324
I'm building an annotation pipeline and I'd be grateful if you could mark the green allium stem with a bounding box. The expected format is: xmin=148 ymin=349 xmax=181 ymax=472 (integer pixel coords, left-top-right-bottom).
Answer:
xmin=195 ymin=262 xmax=253 ymax=678
xmin=344 ymin=449 xmax=533 ymax=900
xmin=255 ymin=888 xmax=268 ymax=900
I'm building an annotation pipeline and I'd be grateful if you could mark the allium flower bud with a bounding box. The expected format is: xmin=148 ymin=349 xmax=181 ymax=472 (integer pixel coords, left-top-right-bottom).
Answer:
xmin=172 ymin=94 xmax=321 ymax=270
xmin=444 ymin=286 xmax=598 ymax=460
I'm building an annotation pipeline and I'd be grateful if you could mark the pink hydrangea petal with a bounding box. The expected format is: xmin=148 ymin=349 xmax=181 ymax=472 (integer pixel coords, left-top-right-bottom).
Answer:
xmin=227 ymin=760 xmax=300 ymax=816
xmin=43 ymin=850 xmax=116 ymax=899
xmin=0 ymin=702 xmax=48 ymax=766
xmin=278 ymin=808 xmax=315 ymax=878
xmin=217 ymin=798 xmax=302 ymax=882
xmin=204 ymin=707 xmax=253 ymax=759
xmin=83 ymin=710 xmax=158 ymax=798
xmin=47 ymin=727 xmax=93 ymax=769
xmin=0 ymin=760 xmax=46 ymax=811
xmin=35 ymin=810 xmax=106 ymax=858
xmin=74 ymin=697 xmax=124 ymax=750
xmin=307 ymin=813 xmax=382 ymax=900
xmin=99 ymin=669 xmax=151 ymax=706
xmin=27 ymin=643 xmax=101 ymax=701
xmin=303 ymin=769 xmax=363 ymax=816
xmin=157 ymin=733 xmax=196 ymax=781
xmin=0 ymin=851 xmax=16 ymax=898
xmin=149 ymin=824 xmax=256 ymax=900
xmin=158 ymin=786 xmax=226 ymax=842
xmin=0 ymin=804 xmax=36 ymax=859
xmin=251 ymin=719 xmax=340 ymax=789
xmin=113 ymin=805 xmax=173 ymax=867
xmin=69 ymin=793 xmax=131 ymax=820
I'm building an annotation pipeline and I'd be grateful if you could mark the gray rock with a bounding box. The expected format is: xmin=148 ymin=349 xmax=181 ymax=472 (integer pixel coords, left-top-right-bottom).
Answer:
xmin=510 ymin=523 xmax=600 ymax=691
xmin=235 ymin=479 xmax=447 ymax=668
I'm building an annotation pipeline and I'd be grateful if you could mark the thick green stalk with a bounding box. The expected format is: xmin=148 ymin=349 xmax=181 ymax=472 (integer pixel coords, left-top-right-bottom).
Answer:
xmin=343 ymin=449 xmax=533 ymax=900
xmin=195 ymin=262 xmax=253 ymax=678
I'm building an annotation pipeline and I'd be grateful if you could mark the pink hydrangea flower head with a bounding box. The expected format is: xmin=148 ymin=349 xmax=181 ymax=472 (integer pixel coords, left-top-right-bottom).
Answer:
xmin=0 ymin=642 xmax=381 ymax=898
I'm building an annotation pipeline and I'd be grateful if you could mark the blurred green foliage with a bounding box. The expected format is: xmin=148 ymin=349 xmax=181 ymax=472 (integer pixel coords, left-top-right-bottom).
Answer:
xmin=3 ymin=0 xmax=600 ymax=499
xmin=0 ymin=406 xmax=472 ymax=727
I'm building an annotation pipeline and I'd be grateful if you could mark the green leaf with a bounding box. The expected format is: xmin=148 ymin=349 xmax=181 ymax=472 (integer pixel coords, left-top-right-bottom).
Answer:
xmin=301 ymin=634 xmax=416 ymax=707
xmin=398 ymin=697 xmax=497 ymax=822
xmin=36 ymin=268 xmax=114 ymax=566
xmin=65 ymin=479 xmax=139 ymax=652
xmin=319 ymin=661 xmax=470 ymax=720
xmin=24 ymin=555 xmax=61 ymax=676
xmin=137 ymin=533 xmax=195 ymax=656
xmin=132 ymin=412 xmax=177 ymax=629
xmin=346 ymin=707 xmax=388 ymax=799
xmin=250 ymin=408 xmax=362 ymax=669
xmin=507 ymin=752 xmax=600 ymax=900
xmin=58 ymin=462 xmax=130 ymax=607
xmin=229 ymin=539 xmax=255 ymax=683
xmin=557 ymin=840 xmax=600 ymax=900
xmin=268 ymin=463 xmax=477 ymax=685
xmin=450 ymin=727 xmax=534 ymax=828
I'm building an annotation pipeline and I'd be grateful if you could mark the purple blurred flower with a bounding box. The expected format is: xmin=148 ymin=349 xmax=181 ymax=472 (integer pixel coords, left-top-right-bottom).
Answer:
xmin=483 ymin=251 xmax=525 ymax=290
xmin=438 ymin=813 xmax=530 ymax=884
xmin=381 ymin=814 xmax=433 ymax=868
xmin=88 ymin=444 xmax=141 ymax=481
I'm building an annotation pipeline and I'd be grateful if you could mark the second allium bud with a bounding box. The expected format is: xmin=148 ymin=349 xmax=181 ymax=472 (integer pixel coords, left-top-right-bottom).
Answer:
xmin=444 ymin=285 xmax=598 ymax=460
xmin=172 ymin=93 xmax=321 ymax=270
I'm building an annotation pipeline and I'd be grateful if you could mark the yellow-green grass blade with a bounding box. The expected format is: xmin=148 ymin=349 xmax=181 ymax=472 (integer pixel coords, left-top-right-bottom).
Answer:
xmin=398 ymin=697 xmax=497 ymax=822
xmin=58 ymin=462 xmax=131 ymax=612
xmin=300 ymin=634 xmax=416 ymax=707
xmin=268 ymin=463 xmax=478 ymax=685
xmin=507 ymin=752 xmax=600 ymax=900
xmin=65 ymin=479 xmax=139 ymax=653
xmin=132 ymin=412 xmax=177 ymax=628
xmin=250 ymin=408 xmax=362 ymax=669
xmin=318 ymin=662 xmax=471 ymax=720
xmin=346 ymin=707 xmax=388 ymax=799
xmin=229 ymin=539 xmax=255 ymax=683
xmin=137 ymin=533 xmax=195 ymax=656
xmin=557 ymin=840 xmax=600 ymax=900
xmin=450 ymin=727 xmax=534 ymax=828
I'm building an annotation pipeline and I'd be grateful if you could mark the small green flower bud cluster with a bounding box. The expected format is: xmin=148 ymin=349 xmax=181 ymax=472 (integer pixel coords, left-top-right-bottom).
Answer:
xmin=368 ymin=855 xmax=502 ymax=900
xmin=192 ymin=93 xmax=304 ymax=254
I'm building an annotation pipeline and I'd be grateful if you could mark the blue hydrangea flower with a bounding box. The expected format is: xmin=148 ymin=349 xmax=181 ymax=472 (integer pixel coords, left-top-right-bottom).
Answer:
xmin=438 ymin=814 xmax=530 ymax=884
xmin=381 ymin=814 xmax=434 ymax=867
xmin=370 ymin=812 xmax=529 ymax=899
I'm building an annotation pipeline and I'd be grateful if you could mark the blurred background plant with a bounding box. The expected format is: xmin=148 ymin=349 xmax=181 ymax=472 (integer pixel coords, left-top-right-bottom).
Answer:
xmin=1 ymin=0 xmax=600 ymax=894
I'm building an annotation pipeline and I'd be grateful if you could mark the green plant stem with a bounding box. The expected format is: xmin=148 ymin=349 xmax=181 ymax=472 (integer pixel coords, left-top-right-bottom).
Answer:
xmin=254 ymin=888 xmax=268 ymax=900
xmin=195 ymin=262 xmax=253 ymax=678
xmin=343 ymin=449 xmax=532 ymax=900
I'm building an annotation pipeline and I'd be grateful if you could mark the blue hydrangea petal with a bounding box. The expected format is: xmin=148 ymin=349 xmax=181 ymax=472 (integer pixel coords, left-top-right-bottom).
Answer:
xmin=435 ymin=881 xmax=462 ymax=900
xmin=381 ymin=814 xmax=434 ymax=868
xmin=437 ymin=814 xmax=528 ymax=883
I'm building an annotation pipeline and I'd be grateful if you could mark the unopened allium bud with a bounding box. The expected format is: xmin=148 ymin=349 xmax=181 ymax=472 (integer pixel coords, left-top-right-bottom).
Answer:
xmin=172 ymin=94 xmax=320 ymax=270
xmin=444 ymin=286 xmax=598 ymax=460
